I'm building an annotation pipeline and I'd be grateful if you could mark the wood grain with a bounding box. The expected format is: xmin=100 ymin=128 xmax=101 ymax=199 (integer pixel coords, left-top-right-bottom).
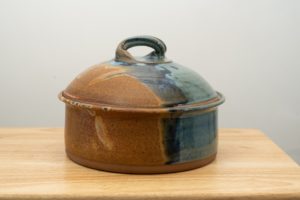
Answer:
xmin=0 ymin=128 xmax=299 ymax=200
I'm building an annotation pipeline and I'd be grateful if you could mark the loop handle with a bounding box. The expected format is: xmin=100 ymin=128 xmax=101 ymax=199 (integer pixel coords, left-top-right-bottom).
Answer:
xmin=115 ymin=36 xmax=168 ymax=64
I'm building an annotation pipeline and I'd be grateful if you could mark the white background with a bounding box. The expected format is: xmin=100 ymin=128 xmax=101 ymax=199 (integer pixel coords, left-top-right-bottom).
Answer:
xmin=0 ymin=0 xmax=299 ymax=163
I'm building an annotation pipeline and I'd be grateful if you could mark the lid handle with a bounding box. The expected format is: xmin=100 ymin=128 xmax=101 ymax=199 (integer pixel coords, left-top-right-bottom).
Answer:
xmin=115 ymin=36 xmax=168 ymax=64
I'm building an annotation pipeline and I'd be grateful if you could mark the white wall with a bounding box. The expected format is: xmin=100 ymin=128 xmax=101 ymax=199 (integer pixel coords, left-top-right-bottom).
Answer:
xmin=0 ymin=0 xmax=299 ymax=163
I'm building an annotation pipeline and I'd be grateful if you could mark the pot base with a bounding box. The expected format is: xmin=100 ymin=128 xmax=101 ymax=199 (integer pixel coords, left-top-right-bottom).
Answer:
xmin=66 ymin=151 xmax=216 ymax=174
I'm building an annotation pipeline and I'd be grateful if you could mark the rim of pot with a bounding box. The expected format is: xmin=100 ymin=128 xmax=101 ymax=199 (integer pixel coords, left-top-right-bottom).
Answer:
xmin=58 ymin=91 xmax=225 ymax=114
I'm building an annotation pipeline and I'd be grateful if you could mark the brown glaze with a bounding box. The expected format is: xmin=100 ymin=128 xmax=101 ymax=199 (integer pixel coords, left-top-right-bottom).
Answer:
xmin=63 ymin=63 xmax=163 ymax=107
xmin=65 ymin=105 xmax=167 ymax=166
xmin=67 ymin=150 xmax=216 ymax=174
xmin=59 ymin=91 xmax=223 ymax=114
xmin=59 ymin=36 xmax=225 ymax=173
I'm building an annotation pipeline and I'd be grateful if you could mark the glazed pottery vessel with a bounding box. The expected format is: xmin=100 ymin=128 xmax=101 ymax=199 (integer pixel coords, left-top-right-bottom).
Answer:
xmin=59 ymin=36 xmax=225 ymax=174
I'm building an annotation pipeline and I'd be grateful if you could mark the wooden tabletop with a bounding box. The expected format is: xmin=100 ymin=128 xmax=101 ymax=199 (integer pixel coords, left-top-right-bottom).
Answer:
xmin=0 ymin=128 xmax=299 ymax=200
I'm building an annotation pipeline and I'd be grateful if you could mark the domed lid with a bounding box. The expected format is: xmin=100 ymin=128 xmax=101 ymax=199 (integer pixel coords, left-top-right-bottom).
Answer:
xmin=59 ymin=36 xmax=224 ymax=112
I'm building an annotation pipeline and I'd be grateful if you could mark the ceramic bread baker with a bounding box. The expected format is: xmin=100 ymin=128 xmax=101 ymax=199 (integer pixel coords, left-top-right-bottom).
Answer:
xmin=59 ymin=36 xmax=225 ymax=174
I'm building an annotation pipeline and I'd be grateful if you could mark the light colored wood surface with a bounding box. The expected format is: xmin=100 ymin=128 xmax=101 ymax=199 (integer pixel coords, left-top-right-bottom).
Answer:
xmin=0 ymin=128 xmax=299 ymax=200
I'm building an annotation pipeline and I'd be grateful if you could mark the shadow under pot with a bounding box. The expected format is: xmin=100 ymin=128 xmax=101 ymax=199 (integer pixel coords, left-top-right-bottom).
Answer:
xmin=59 ymin=35 xmax=225 ymax=174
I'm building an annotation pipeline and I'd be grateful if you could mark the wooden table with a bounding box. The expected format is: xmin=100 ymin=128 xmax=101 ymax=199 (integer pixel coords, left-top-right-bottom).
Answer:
xmin=0 ymin=128 xmax=299 ymax=200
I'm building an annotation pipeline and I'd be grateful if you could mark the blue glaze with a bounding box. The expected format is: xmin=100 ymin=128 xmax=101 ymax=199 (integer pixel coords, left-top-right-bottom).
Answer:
xmin=109 ymin=61 xmax=218 ymax=108
xmin=125 ymin=63 xmax=188 ymax=106
xmin=61 ymin=36 xmax=224 ymax=173
xmin=157 ymin=63 xmax=217 ymax=104
xmin=65 ymin=36 xmax=224 ymax=111
xmin=163 ymin=110 xmax=218 ymax=164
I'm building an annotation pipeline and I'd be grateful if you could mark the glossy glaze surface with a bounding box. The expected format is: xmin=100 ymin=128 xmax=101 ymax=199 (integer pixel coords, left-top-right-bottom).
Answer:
xmin=59 ymin=36 xmax=224 ymax=173
xmin=65 ymin=105 xmax=217 ymax=168
xmin=62 ymin=61 xmax=220 ymax=108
